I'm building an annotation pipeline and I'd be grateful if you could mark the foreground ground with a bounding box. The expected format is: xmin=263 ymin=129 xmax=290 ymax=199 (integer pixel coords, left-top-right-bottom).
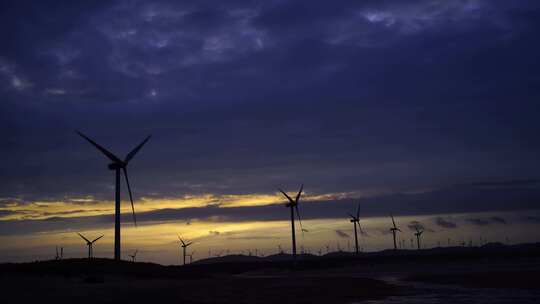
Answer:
xmin=2 ymin=243 xmax=540 ymax=303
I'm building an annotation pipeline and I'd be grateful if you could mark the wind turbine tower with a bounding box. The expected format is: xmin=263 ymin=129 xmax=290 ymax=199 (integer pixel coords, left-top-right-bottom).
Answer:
xmin=279 ymin=184 xmax=305 ymax=261
xmin=77 ymin=233 xmax=104 ymax=259
xmin=348 ymin=203 xmax=362 ymax=255
xmin=77 ymin=131 xmax=150 ymax=261
xmin=129 ymin=250 xmax=138 ymax=262
xmin=390 ymin=214 xmax=401 ymax=250
xmin=414 ymin=227 xmax=424 ymax=250
xmin=178 ymin=236 xmax=193 ymax=266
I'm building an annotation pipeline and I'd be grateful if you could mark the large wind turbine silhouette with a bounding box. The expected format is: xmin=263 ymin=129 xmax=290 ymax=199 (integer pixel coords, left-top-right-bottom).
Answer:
xmin=414 ymin=227 xmax=424 ymax=250
xmin=279 ymin=184 xmax=304 ymax=261
xmin=348 ymin=203 xmax=362 ymax=255
xmin=178 ymin=236 xmax=193 ymax=265
xmin=77 ymin=131 xmax=150 ymax=260
xmin=77 ymin=233 xmax=104 ymax=259
xmin=390 ymin=214 xmax=401 ymax=250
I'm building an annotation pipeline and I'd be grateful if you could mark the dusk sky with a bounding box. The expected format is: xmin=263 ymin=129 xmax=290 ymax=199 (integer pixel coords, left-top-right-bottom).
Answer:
xmin=1 ymin=0 xmax=540 ymax=264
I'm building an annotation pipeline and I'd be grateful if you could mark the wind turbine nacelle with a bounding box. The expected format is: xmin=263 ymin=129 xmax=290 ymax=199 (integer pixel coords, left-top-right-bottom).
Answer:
xmin=108 ymin=163 xmax=123 ymax=170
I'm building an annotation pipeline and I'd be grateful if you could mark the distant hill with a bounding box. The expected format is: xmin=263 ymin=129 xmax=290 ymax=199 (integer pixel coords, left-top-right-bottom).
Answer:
xmin=2 ymin=242 xmax=540 ymax=279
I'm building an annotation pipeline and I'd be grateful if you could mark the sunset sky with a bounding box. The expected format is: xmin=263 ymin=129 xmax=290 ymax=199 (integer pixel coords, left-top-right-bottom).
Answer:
xmin=1 ymin=0 xmax=540 ymax=265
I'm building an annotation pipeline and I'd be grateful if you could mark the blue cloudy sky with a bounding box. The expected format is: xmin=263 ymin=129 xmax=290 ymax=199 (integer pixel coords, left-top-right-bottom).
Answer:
xmin=1 ymin=0 xmax=540 ymax=264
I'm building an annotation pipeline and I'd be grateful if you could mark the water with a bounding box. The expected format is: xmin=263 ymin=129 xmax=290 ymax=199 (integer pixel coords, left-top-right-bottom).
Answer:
xmin=360 ymin=276 xmax=540 ymax=304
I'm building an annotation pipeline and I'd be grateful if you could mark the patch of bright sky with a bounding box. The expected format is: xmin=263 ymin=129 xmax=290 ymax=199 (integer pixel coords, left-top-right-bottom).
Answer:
xmin=0 ymin=191 xmax=366 ymax=221
xmin=2 ymin=210 xmax=539 ymax=264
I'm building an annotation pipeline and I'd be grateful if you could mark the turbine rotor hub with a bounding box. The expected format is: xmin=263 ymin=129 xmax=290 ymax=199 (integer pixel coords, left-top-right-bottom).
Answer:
xmin=108 ymin=162 xmax=126 ymax=170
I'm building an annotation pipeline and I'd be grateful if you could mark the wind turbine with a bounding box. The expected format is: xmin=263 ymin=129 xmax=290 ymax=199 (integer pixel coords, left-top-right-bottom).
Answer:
xmin=414 ymin=227 xmax=424 ymax=250
xmin=77 ymin=131 xmax=150 ymax=261
xmin=279 ymin=184 xmax=305 ymax=261
xmin=77 ymin=233 xmax=104 ymax=259
xmin=178 ymin=236 xmax=193 ymax=265
xmin=128 ymin=250 xmax=138 ymax=262
xmin=390 ymin=214 xmax=401 ymax=250
xmin=187 ymin=251 xmax=195 ymax=264
xmin=348 ymin=203 xmax=362 ymax=255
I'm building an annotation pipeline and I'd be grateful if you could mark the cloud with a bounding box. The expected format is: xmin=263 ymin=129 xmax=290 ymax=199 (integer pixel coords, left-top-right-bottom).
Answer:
xmin=466 ymin=216 xmax=508 ymax=226
xmin=0 ymin=210 xmax=20 ymax=217
xmin=524 ymin=216 xmax=540 ymax=223
xmin=490 ymin=216 xmax=507 ymax=224
xmin=434 ymin=217 xmax=458 ymax=229
xmin=335 ymin=230 xmax=350 ymax=238
xmin=1 ymin=0 xmax=540 ymax=241
xmin=407 ymin=220 xmax=433 ymax=232
xmin=461 ymin=179 xmax=540 ymax=188
xmin=226 ymin=236 xmax=280 ymax=240
xmin=466 ymin=218 xmax=490 ymax=226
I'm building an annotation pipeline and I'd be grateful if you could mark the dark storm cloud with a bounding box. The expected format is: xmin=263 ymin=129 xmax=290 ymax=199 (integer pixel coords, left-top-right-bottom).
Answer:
xmin=434 ymin=217 xmax=458 ymax=229
xmin=1 ymin=0 xmax=540 ymax=229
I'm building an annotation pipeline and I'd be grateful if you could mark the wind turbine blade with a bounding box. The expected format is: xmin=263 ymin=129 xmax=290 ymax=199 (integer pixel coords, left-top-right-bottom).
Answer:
xmin=123 ymin=168 xmax=137 ymax=227
xmin=278 ymin=189 xmax=295 ymax=205
xmin=356 ymin=203 xmax=360 ymax=219
xmin=295 ymin=205 xmax=305 ymax=237
xmin=77 ymin=233 xmax=90 ymax=243
xmin=348 ymin=213 xmax=356 ymax=220
xmin=124 ymin=135 xmax=151 ymax=163
xmin=76 ymin=131 xmax=122 ymax=163
xmin=391 ymin=214 xmax=397 ymax=229
xmin=92 ymin=235 xmax=104 ymax=243
xmin=186 ymin=242 xmax=193 ymax=247
xmin=358 ymin=221 xmax=364 ymax=235
xmin=295 ymin=184 xmax=304 ymax=203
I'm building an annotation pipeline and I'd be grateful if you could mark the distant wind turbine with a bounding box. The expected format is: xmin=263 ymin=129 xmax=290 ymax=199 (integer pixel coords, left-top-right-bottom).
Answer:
xmin=279 ymin=184 xmax=305 ymax=261
xmin=128 ymin=250 xmax=138 ymax=262
xmin=77 ymin=233 xmax=104 ymax=259
xmin=390 ymin=214 xmax=401 ymax=250
xmin=56 ymin=246 xmax=63 ymax=260
xmin=77 ymin=131 xmax=150 ymax=261
xmin=178 ymin=236 xmax=193 ymax=265
xmin=187 ymin=251 xmax=195 ymax=264
xmin=348 ymin=203 xmax=362 ymax=255
xmin=414 ymin=227 xmax=424 ymax=250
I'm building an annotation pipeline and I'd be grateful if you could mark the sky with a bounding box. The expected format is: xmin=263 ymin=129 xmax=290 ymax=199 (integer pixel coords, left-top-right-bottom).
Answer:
xmin=1 ymin=0 xmax=540 ymax=264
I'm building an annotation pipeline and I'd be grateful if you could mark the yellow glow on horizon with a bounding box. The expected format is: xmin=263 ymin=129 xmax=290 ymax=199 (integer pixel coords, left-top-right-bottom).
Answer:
xmin=0 ymin=190 xmax=370 ymax=221
xmin=2 ymin=210 xmax=540 ymax=264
